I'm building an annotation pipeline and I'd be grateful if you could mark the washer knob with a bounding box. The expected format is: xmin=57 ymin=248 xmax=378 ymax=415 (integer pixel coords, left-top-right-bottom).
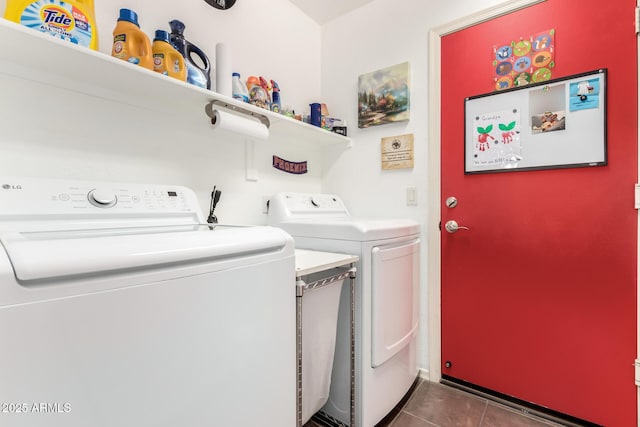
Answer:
xmin=88 ymin=189 xmax=117 ymax=208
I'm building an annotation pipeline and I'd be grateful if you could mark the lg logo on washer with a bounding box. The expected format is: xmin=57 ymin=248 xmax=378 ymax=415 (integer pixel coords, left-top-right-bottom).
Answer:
xmin=1 ymin=184 xmax=22 ymax=190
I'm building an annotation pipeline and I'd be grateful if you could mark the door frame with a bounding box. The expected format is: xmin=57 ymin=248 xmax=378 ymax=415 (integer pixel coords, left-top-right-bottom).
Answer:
xmin=427 ymin=0 xmax=547 ymax=381
xmin=636 ymin=3 xmax=640 ymax=426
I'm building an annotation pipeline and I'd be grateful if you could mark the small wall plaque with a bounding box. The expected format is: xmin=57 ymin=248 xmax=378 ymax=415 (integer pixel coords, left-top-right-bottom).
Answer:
xmin=381 ymin=134 xmax=414 ymax=170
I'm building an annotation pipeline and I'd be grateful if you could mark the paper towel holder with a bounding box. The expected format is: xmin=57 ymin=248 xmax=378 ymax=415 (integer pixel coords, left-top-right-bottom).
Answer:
xmin=205 ymin=100 xmax=270 ymax=128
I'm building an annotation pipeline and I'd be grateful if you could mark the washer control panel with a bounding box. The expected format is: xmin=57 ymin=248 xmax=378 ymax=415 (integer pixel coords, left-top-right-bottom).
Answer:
xmin=0 ymin=177 xmax=199 ymax=216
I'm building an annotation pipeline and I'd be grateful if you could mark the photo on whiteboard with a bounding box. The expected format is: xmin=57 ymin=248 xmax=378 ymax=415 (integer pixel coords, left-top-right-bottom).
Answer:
xmin=531 ymin=110 xmax=565 ymax=134
xmin=569 ymin=78 xmax=601 ymax=112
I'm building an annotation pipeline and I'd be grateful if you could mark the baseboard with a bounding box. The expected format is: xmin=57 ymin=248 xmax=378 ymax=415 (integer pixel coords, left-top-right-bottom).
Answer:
xmin=418 ymin=367 xmax=430 ymax=381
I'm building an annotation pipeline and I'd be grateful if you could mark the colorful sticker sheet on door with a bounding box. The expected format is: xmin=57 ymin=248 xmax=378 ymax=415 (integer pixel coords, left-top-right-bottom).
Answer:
xmin=492 ymin=29 xmax=555 ymax=91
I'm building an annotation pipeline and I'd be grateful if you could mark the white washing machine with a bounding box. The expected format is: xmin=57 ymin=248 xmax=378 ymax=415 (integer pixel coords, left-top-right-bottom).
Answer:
xmin=269 ymin=192 xmax=420 ymax=427
xmin=0 ymin=177 xmax=296 ymax=427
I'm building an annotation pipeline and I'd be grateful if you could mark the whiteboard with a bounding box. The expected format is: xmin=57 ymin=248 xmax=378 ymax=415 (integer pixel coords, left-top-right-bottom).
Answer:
xmin=464 ymin=69 xmax=607 ymax=173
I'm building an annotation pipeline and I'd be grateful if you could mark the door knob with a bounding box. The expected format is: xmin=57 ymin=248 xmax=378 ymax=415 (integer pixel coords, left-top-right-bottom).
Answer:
xmin=445 ymin=220 xmax=469 ymax=233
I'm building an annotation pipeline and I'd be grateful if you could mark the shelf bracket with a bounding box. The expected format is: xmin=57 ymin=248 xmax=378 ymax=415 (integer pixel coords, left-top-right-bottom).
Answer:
xmin=205 ymin=100 xmax=271 ymax=128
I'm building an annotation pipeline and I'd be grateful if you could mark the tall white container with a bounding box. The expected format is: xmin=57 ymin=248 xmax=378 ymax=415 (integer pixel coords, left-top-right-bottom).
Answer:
xmin=215 ymin=42 xmax=232 ymax=96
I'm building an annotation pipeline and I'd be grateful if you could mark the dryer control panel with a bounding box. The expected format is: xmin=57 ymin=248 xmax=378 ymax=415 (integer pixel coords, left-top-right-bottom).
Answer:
xmin=268 ymin=192 xmax=349 ymax=223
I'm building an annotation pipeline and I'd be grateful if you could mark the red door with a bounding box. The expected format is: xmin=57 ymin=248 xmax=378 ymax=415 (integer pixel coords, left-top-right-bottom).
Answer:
xmin=440 ymin=1 xmax=637 ymax=425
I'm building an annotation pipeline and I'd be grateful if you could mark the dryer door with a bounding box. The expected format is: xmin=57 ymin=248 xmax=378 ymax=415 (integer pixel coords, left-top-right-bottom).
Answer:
xmin=371 ymin=237 xmax=420 ymax=368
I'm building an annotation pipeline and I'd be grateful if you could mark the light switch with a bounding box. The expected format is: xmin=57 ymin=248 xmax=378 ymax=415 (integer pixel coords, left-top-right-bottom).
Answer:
xmin=406 ymin=187 xmax=417 ymax=206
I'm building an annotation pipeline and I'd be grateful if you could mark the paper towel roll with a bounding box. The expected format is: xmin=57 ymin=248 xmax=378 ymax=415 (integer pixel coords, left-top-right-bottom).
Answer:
xmin=210 ymin=109 xmax=269 ymax=141
xmin=215 ymin=43 xmax=232 ymax=97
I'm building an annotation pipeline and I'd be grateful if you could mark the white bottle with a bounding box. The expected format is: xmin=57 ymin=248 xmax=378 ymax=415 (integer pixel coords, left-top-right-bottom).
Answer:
xmin=232 ymin=72 xmax=249 ymax=103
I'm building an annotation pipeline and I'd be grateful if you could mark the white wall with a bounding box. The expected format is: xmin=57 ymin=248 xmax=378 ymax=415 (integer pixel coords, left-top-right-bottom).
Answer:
xmin=1 ymin=0 xmax=524 ymax=380
xmin=320 ymin=0 xmax=511 ymax=374
xmin=0 ymin=0 xmax=325 ymax=224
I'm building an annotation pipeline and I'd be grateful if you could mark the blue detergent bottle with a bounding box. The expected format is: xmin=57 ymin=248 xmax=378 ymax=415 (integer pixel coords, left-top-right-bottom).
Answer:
xmin=270 ymin=79 xmax=282 ymax=113
xmin=168 ymin=19 xmax=211 ymax=89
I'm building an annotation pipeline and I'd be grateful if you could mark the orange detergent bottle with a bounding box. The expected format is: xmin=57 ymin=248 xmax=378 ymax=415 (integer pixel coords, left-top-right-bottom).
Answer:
xmin=4 ymin=0 xmax=98 ymax=49
xmin=152 ymin=30 xmax=187 ymax=82
xmin=111 ymin=8 xmax=153 ymax=70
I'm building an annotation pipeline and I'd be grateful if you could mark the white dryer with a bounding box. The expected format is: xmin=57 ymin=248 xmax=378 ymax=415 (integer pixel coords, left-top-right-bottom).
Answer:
xmin=269 ymin=192 xmax=420 ymax=427
xmin=0 ymin=177 xmax=296 ymax=427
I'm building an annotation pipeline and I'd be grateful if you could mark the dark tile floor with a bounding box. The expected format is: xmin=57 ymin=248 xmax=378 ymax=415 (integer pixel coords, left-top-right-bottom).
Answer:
xmin=305 ymin=380 xmax=564 ymax=427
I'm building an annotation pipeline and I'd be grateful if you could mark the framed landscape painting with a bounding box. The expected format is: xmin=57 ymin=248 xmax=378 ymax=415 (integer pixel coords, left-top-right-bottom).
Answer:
xmin=358 ymin=62 xmax=410 ymax=128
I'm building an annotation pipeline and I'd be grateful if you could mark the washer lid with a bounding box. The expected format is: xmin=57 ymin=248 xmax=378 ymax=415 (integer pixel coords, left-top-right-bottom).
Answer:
xmin=1 ymin=225 xmax=291 ymax=282
xmin=276 ymin=217 xmax=420 ymax=241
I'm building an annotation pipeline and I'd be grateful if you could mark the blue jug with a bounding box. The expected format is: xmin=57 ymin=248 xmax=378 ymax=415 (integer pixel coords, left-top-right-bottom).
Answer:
xmin=168 ymin=19 xmax=211 ymax=90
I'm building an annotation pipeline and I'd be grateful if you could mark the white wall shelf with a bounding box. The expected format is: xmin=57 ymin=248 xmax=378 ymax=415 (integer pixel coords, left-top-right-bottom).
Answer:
xmin=0 ymin=18 xmax=351 ymax=148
